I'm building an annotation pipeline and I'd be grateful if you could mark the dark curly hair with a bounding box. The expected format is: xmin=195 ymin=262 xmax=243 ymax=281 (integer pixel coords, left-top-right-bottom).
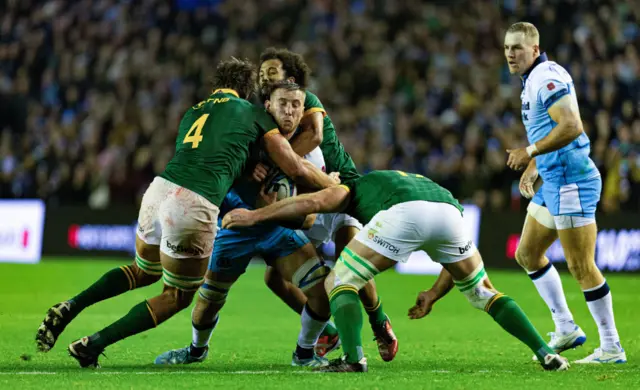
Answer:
xmin=259 ymin=48 xmax=311 ymax=88
xmin=211 ymin=57 xmax=256 ymax=100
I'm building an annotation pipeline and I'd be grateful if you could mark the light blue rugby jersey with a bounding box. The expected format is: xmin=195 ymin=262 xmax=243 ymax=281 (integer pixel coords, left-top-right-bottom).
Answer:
xmin=520 ymin=53 xmax=600 ymax=185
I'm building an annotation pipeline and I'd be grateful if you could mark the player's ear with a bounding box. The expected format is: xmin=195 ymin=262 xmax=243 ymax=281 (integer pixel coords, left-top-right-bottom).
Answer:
xmin=264 ymin=99 xmax=271 ymax=110
xmin=533 ymin=44 xmax=540 ymax=56
xmin=287 ymin=76 xmax=295 ymax=83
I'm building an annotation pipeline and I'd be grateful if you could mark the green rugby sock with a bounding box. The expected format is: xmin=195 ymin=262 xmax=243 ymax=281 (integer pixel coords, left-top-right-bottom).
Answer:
xmin=89 ymin=301 xmax=157 ymax=350
xmin=322 ymin=321 xmax=339 ymax=337
xmin=364 ymin=297 xmax=387 ymax=328
xmin=329 ymin=287 xmax=364 ymax=364
xmin=487 ymin=295 xmax=554 ymax=361
xmin=70 ymin=265 xmax=136 ymax=315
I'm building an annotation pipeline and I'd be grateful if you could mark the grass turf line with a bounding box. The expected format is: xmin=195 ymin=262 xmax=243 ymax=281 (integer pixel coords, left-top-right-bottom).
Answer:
xmin=0 ymin=258 xmax=638 ymax=389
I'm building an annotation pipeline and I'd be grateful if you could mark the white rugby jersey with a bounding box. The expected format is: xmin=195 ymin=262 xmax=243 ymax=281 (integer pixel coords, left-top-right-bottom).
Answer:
xmin=520 ymin=53 xmax=599 ymax=184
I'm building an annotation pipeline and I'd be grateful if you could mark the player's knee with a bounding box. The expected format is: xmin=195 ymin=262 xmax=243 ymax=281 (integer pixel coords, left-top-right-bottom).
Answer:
xmin=198 ymin=278 xmax=233 ymax=306
xmin=566 ymin=259 xmax=598 ymax=282
xmin=456 ymin=265 xmax=500 ymax=311
xmin=292 ymin=257 xmax=330 ymax=293
xmin=161 ymin=268 xmax=203 ymax=310
xmin=514 ymin=245 xmax=544 ymax=271
xmin=327 ymin=252 xmax=377 ymax=294
xmin=192 ymin=295 xmax=219 ymax=325
xmin=159 ymin=286 xmax=196 ymax=312
xmin=129 ymin=263 xmax=161 ymax=287
xmin=264 ymin=267 xmax=283 ymax=293
xmin=323 ymin=271 xmax=336 ymax=295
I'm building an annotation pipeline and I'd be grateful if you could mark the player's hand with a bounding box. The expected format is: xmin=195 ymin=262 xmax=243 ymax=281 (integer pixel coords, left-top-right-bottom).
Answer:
xmin=506 ymin=148 xmax=532 ymax=171
xmin=252 ymin=163 xmax=270 ymax=182
xmin=519 ymin=165 xmax=539 ymax=199
xmin=256 ymin=181 xmax=277 ymax=208
xmin=329 ymin=172 xmax=341 ymax=185
xmin=222 ymin=209 xmax=257 ymax=229
xmin=408 ymin=290 xmax=437 ymax=320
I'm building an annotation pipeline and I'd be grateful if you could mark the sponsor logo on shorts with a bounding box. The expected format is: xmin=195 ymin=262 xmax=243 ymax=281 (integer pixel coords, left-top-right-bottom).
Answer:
xmin=458 ymin=241 xmax=473 ymax=254
xmin=165 ymin=240 xmax=204 ymax=256
xmin=367 ymin=228 xmax=377 ymax=240
xmin=371 ymin=235 xmax=400 ymax=254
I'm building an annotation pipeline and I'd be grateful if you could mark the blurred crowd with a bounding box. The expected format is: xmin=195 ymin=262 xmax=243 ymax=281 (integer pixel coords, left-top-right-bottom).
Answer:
xmin=0 ymin=0 xmax=638 ymax=212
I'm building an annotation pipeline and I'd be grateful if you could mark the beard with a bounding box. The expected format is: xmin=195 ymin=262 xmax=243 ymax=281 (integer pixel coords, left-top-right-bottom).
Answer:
xmin=259 ymin=82 xmax=272 ymax=103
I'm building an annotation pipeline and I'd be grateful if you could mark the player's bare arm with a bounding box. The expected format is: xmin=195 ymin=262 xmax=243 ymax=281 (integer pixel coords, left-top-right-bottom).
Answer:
xmin=532 ymin=95 xmax=583 ymax=155
xmin=253 ymin=181 xmax=317 ymax=229
xmin=252 ymin=115 xmax=324 ymax=183
xmin=263 ymin=131 xmax=337 ymax=189
xmin=222 ymin=185 xmax=350 ymax=229
xmin=290 ymin=111 xmax=324 ymax=156
xmin=519 ymin=158 xmax=539 ymax=199
xmin=408 ymin=268 xmax=455 ymax=319
xmin=507 ymin=95 xmax=583 ymax=170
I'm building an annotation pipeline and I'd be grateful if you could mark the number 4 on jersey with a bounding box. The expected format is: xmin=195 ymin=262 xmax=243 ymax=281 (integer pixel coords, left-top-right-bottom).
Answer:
xmin=183 ymin=114 xmax=209 ymax=149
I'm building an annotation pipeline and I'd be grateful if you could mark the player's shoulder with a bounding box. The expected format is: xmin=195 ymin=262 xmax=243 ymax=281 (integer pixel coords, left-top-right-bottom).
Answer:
xmin=249 ymin=103 xmax=278 ymax=132
xmin=305 ymin=90 xmax=319 ymax=100
xmin=529 ymin=61 xmax=571 ymax=86
xmin=304 ymin=90 xmax=325 ymax=110
xmin=227 ymin=96 xmax=255 ymax=110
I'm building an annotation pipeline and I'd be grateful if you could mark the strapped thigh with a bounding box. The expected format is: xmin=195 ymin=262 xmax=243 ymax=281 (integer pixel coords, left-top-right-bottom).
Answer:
xmin=331 ymin=247 xmax=379 ymax=291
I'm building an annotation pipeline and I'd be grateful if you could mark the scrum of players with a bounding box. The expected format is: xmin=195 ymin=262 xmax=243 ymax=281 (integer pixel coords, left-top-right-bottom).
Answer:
xmin=34 ymin=21 xmax=625 ymax=373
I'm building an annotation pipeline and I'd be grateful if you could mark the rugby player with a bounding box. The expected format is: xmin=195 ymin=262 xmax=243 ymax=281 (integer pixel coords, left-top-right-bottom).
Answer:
xmin=35 ymin=59 xmax=337 ymax=368
xmin=504 ymin=22 xmax=625 ymax=364
xmin=154 ymin=81 xmax=332 ymax=368
xmin=222 ymin=170 xmax=570 ymax=373
xmin=256 ymin=48 xmax=397 ymax=361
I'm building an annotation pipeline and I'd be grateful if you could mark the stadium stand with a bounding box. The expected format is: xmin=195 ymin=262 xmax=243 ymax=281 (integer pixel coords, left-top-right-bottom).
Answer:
xmin=0 ymin=0 xmax=637 ymax=211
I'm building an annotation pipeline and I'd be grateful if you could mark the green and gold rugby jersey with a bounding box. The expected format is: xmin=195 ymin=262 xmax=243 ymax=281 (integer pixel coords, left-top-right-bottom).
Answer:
xmin=161 ymin=89 xmax=279 ymax=207
xmin=304 ymin=91 xmax=361 ymax=184
xmin=340 ymin=170 xmax=464 ymax=225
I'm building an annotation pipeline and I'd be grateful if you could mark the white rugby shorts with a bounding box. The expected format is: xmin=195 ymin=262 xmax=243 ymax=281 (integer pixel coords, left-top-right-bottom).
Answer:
xmin=354 ymin=200 xmax=476 ymax=263
xmin=305 ymin=213 xmax=363 ymax=248
xmin=137 ymin=176 xmax=219 ymax=259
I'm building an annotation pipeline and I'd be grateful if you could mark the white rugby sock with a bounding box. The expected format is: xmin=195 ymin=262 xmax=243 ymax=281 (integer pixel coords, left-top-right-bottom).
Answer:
xmin=583 ymin=281 xmax=621 ymax=351
xmin=528 ymin=262 xmax=575 ymax=334
xmin=297 ymin=304 xmax=329 ymax=349
xmin=191 ymin=314 xmax=219 ymax=349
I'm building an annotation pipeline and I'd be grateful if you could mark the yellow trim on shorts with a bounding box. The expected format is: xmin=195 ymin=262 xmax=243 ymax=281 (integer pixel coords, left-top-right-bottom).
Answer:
xmin=303 ymin=107 xmax=326 ymax=118
xmin=484 ymin=293 xmax=505 ymax=312
xmin=212 ymin=88 xmax=239 ymax=98
xmin=145 ymin=302 xmax=158 ymax=327
xmin=263 ymin=128 xmax=281 ymax=138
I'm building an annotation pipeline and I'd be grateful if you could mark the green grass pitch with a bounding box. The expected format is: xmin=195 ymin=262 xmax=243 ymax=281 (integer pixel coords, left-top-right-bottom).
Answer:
xmin=0 ymin=258 xmax=638 ymax=389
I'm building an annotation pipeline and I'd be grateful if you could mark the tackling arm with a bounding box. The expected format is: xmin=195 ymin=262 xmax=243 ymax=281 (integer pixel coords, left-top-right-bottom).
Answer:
xmin=263 ymin=130 xmax=336 ymax=189
xmin=529 ymin=94 xmax=583 ymax=157
xmin=290 ymin=112 xmax=324 ymax=156
xmin=429 ymin=268 xmax=456 ymax=300
xmin=408 ymin=268 xmax=456 ymax=319
xmin=222 ymin=186 xmax=350 ymax=229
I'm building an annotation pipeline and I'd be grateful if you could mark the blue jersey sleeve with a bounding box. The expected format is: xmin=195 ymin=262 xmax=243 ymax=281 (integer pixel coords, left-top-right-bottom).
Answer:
xmin=537 ymin=79 xmax=570 ymax=111
xmin=220 ymin=189 xmax=252 ymax=217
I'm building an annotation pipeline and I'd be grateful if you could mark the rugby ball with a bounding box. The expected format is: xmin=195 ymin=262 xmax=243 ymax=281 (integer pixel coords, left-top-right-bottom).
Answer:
xmin=266 ymin=170 xmax=297 ymax=201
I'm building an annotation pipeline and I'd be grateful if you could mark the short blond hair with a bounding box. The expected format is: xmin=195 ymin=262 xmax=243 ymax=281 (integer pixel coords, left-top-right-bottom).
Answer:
xmin=506 ymin=22 xmax=540 ymax=45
